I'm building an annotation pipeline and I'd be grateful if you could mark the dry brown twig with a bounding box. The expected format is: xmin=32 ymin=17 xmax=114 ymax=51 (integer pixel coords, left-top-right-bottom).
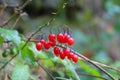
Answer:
xmin=0 ymin=0 xmax=32 ymax=28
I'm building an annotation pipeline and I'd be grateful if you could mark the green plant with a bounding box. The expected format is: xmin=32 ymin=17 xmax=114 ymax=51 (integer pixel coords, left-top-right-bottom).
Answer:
xmin=0 ymin=0 xmax=120 ymax=80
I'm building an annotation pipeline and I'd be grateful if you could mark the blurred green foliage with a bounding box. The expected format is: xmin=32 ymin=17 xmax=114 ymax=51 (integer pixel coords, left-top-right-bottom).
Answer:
xmin=0 ymin=0 xmax=120 ymax=80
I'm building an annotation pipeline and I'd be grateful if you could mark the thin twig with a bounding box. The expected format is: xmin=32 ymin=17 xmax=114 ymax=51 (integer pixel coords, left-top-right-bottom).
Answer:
xmin=0 ymin=50 xmax=19 ymax=70
xmin=68 ymin=60 xmax=80 ymax=80
xmin=37 ymin=60 xmax=55 ymax=80
xmin=1 ymin=1 xmax=113 ymax=80
xmin=58 ymin=44 xmax=115 ymax=80
xmin=0 ymin=24 xmax=47 ymax=71
xmin=21 ymin=19 xmax=52 ymax=49
xmin=0 ymin=3 xmax=7 ymax=17
xmin=91 ymin=61 xmax=120 ymax=72
xmin=77 ymin=73 xmax=108 ymax=80
xmin=87 ymin=60 xmax=115 ymax=80
xmin=3 ymin=39 xmax=120 ymax=73
xmin=55 ymin=77 xmax=69 ymax=80
xmin=0 ymin=0 xmax=33 ymax=70
xmin=0 ymin=0 xmax=67 ymax=71
xmin=0 ymin=0 xmax=32 ymax=28
xmin=3 ymin=40 xmax=120 ymax=73
xmin=0 ymin=14 xmax=16 ymax=27
xmin=19 ymin=0 xmax=32 ymax=10
xmin=48 ymin=67 xmax=108 ymax=80
xmin=11 ymin=15 xmax=21 ymax=29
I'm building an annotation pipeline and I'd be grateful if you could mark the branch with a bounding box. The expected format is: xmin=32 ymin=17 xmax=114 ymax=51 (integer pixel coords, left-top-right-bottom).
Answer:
xmin=48 ymin=65 xmax=108 ymax=80
xmin=19 ymin=0 xmax=32 ymax=10
xmin=0 ymin=0 xmax=68 ymax=71
xmin=0 ymin=1 xmax=115 ymax=79
xmin=0 ymin=0 xmax=32 ymax=28
xmin=0 ymin=3 xmax=7 ymax=17
xmin=77 ymin=73 xmax=108 ymax=80
xmin=58 ymin=44 xmax=115 ymax=80
xmin=3 ymin=39 xmax=120 ymax=73
xmin=91 ymin=61 xmax=120 ymax=72
xmin=0 ymin=0 xmax=33 ymax=70
xmin=55 ymin=77 xmax=69 ymax=80
xmin=0 ymin=14 xmax=16 ymax=28
xmin=11 ymin=14 xmax=22 ymax=29
xmin=0 ymin=51 xmax=19 ymax=71
xmin=37 ymin=60 xmax=55 ymax=80
xmin=0 ymin=23 xmax=48 ymax=71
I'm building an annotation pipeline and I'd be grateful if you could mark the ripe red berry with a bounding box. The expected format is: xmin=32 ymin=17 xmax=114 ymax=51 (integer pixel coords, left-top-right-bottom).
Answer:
xmin=72 ymin=54 xmax=78 ymax=63
xmin=49 ymin=33 xmax=56 ymax=42
xmin=60 ymin=51 xmax=65 ymax=60
xmin=49 ymin=41 xmax=56 ymax=47
xmin=36 ymin=42 xmax=42 ymax=51
xmin=63 ymin=48 xmax=70 ymax=56
xmin=57 ymin=33 xmax=64 ymax=43
xmin=40 ymin=39 xmax=45 ymax=44
xmin=54 ymin=47 xmax=61 ymax=56
xmin=67 ymin=52 xmax=74 ymax=60
xmin=43 ymin=41 xmax=51 ymax=50
xmin=67 ymin=37 xmax=74 ymax=46
xmin=63 ymin=33 xmax=70 ymax=43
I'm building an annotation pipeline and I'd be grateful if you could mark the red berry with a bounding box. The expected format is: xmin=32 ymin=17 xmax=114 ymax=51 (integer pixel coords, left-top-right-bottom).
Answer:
xmin=49 ymin=33 xmax=56 ymax=42
xmin=57 ymin=33 xmax=64 ymax=43
xmin=63 ymin=33 xmax=70 ymax=43
xmin=40 ymin=39 xmax=45 ymax=44
xmin=54 ymin=47 xmax=61 ymax=56
xmin=43 ymin=41 xmax=51 ymax=50
xmin=67 ymin=37 xmax=74 ymax=46
xmin=63 ymin=48 xmax=70 ymax=56
xmin=72 ymin=54 xmax=78 ymax=63
xmin=50 ymin=41 xmax=56 ymax=47
xmin=67 ymin=52 xmax=74 ymax=60
xmin=60 ymin=51 xmax=65 ymax=60
xmin=36 ymin=42 xmax=42 ymax=51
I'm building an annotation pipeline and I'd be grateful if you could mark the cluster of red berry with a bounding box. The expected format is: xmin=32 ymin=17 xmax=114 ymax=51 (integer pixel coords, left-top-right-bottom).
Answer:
xmin=35 ymin=32 xmax=78 ymax=63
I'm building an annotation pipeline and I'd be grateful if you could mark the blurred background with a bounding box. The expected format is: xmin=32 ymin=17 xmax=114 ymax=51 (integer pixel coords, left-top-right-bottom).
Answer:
xmin=0 ymin=0 xmax=120 ymax=80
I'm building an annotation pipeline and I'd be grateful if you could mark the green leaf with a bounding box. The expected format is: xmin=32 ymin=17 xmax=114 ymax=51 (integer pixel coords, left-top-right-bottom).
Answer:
xmin=29 ymin=43 xmax=54 ymax=68
xmin=11 ymin=63 xmax=30 ymax=80
xmin=0 ymin=36 xmax=4 ymax=45
xmin=0 ymin=28 xmax=21 ymax=47
xmin=43 ymin=59 xmax=54 ymax=68
xmin=22 ymin=48 xmax=36 ymax=63
xmin=21 ymin=42 xmax=35 ymax=64
xmin=78 ymin=60 xmax=101 ymax=80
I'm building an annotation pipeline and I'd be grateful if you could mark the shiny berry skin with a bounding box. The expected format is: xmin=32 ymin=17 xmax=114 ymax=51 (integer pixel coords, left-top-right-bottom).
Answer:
xmin=72 ymin=54 xmax=78 ymax=63
xmin=67 ymin=52 xmax=74 ymax=60
xmin=49 ymin=41 xmax=56 ymax=47
xmin=36 ymin=42 xmax=42 ymax=51
xmin=40 ymin=39 xmax=45 ymax=44
xmin=57 ymin=33 xmax=64 ymax=43
xmin=63 ymin=48 xmax=70 ymax=56
xmin=67 ymin=37 xmax=74 ymax=46
xmin=60 ymin=51 xmax=65 ymax=60
xmin=63 ymin=33 xmax=70 ymax=43
xmin=43 ymin=41 xmax=51 ymax=50
xmin=49 ymin=33 xmax=56 ymax=42
xmin=54 ymin=47 xmax=61 ymax=56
